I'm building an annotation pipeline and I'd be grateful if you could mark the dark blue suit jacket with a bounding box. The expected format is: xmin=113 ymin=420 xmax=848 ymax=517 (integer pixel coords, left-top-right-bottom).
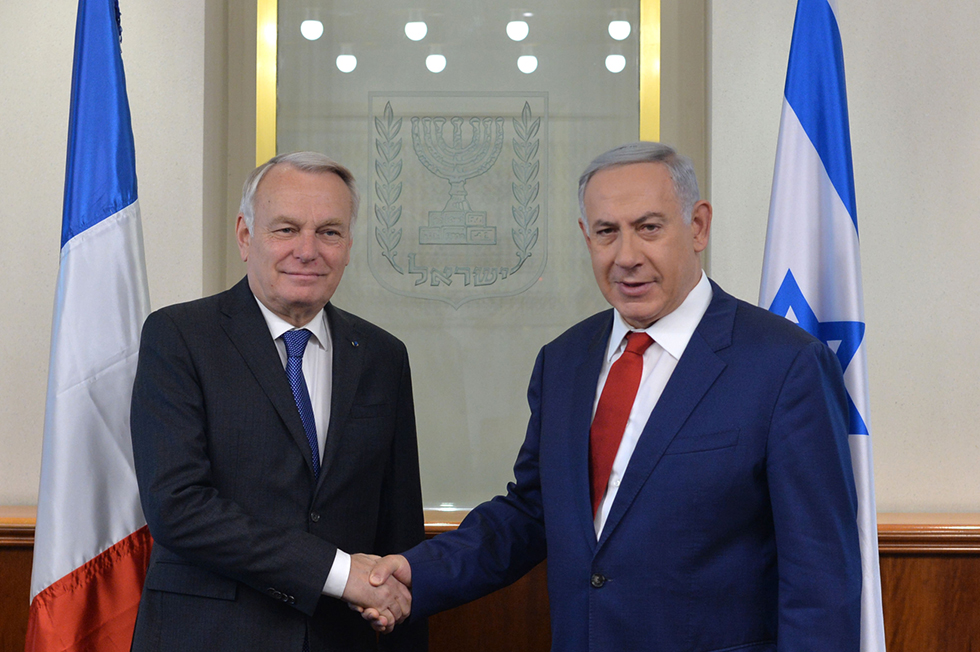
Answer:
xmin=130 ymin=278 xmax=426 ymax=651
xmin=405 ymin=281 xmax=861 ymax=651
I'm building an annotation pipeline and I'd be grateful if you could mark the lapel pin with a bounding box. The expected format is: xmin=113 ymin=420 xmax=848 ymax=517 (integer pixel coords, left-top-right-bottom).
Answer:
xmin=351 ymin=340 xmax=359 ymax=347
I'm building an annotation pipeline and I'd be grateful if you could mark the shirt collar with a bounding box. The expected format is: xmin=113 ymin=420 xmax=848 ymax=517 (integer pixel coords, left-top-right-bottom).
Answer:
xmin=253 ymin=297 xmax=330 ymax=351
xmin=606 ymin=270 xmax=713 ymax=363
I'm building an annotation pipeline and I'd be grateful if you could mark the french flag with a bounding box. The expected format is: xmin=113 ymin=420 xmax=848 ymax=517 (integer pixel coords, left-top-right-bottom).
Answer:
xmin=759 ymin=1 xmax=885 ymax=650
xmin=27 ymin=1 xmax=152 ymax=650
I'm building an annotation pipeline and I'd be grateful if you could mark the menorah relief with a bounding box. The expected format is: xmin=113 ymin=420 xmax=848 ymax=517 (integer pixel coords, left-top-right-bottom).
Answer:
xmin=412 ymin=115 xmax=505 ymax=245
xmin=369 ymin=94 xmax=547 ymax=307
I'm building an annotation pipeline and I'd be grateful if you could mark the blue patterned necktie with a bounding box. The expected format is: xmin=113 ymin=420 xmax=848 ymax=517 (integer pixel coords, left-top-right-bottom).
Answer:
xmin=282 ymin=329 xmax=320 ymax=480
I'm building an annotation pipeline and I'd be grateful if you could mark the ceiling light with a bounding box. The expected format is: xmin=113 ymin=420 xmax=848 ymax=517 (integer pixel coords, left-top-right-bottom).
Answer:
xmin=608 ymin=20 xmax=631 ymax=40
xmin=336 ymin=54 xmax=357 ymax=73
xmin=300 ymin=19 xmax=323 ymax=41
xmin=426 ymin=53 xmax=447 ymax=73
xmin=605 ymin=54 xmax=626 ymax=73
xmin=517 ymin=55 xmax=538 ymax=74
xmin=405 ymin=21 xmax=427 ymax=41
xmin=506 ymin=20 xmax=529 ymax=41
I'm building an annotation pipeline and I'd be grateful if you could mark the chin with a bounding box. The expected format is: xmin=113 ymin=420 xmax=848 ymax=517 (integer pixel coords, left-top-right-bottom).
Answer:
xmin=620 ymin=304 xmax=663 ymax=328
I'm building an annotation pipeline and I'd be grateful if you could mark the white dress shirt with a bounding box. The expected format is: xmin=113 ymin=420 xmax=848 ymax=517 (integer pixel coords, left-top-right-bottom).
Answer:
xmin=254 ymin=298 xmax=351 ymax=598
xmin=592 ymin=271 xmax=713 ymax=537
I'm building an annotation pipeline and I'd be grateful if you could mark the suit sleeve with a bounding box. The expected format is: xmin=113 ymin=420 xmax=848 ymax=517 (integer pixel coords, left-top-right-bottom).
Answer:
xmin=131 ymin=310 xmax=336 ymax=617
xmin=767 ymin=340 xmax=862 ymax=651
xmin=403 ymin=348 xmax=549 ymax=618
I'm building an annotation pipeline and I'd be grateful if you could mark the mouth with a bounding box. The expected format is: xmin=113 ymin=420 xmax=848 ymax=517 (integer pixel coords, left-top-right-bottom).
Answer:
xmin=614 ymin=280 xmax=654 ymax=297
xmin=283 ymin=271 xmax=325 ymax=281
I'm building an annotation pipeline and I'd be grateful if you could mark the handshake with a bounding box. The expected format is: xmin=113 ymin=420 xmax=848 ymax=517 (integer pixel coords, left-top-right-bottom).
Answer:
xmin=341 ymin=553 xmax=413 ymax=634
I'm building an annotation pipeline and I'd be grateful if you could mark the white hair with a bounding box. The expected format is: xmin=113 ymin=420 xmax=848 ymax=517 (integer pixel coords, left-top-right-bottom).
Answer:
xmin=577 ymin=141 xmax=700 ymax=229
xmin=239 ymin=151 xmax=360 ymax=231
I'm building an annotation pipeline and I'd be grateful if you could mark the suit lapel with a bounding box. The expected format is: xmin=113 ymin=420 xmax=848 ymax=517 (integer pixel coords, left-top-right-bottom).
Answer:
xmin=219 ymin=278 xmax=318 ymax=479
xmin=569 ymin=314 xmax=614 ymax=552
xmin=596 ymin=282 xmax=736 ymax=550
xmin=319 ymin=304 xmax=362 ymax=487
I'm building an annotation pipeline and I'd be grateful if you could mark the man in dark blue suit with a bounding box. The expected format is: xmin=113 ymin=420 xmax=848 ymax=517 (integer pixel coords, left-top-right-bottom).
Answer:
xmin=367 ymin=142 xmax=861 ymax=651
xmin=130 ymin=153 xmax=425 ymax=651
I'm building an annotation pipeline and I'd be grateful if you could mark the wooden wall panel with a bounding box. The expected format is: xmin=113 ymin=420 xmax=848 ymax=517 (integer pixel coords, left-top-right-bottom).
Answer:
xmin=878 ymin=513 xmax=980 ymax=652
xmin=880 ymin=554 xmax=980 ymax=651
xmin=428 ymin=562 xmax=551 ymax=652
xmin=0 ymin=547 xmax=31 ymax=652
xmin=3 ymin=509 xmax=979 ymax=651
xmin=0 ymin=510 xmax=33 ymax=652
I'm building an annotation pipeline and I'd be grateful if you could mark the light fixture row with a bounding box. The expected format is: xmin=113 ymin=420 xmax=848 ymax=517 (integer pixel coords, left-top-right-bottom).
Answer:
xmin=298 ymin=18 xmax=633 ymax=44
xmin=328 ymin=52 xmax=627 ymax=75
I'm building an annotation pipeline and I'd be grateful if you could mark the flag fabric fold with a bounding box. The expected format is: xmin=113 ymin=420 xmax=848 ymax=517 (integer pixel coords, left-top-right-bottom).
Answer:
xmin=27 ymin=1 xmax=152 ymax=650
xmin=759 ymin=1 xmax=885 ymax=650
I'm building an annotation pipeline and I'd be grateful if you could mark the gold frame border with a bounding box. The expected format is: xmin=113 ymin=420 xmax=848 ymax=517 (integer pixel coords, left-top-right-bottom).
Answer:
xmin=639 ymin=0 xmax=660 ymax=141
xmin=254 ymin=0 xmax=659 ymax=158
xmin=256 ymin=0 xmax=278 ymax=165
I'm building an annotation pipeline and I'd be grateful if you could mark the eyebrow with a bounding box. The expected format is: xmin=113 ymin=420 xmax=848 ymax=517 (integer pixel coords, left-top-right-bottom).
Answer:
xmin=591 ymin=211 xmax=666 ymax=229
xmin=315 ymin=217 xmax=347 ymax=226
xmin=266 ymin=215 xmax=346 ymax=228
xmin=632 ymin=211 xmax=666 ymax=224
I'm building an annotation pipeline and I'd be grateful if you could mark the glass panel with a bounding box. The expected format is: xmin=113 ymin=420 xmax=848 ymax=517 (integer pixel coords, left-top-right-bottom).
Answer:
xmin=276 ymin=0 xmax=642 ymax=509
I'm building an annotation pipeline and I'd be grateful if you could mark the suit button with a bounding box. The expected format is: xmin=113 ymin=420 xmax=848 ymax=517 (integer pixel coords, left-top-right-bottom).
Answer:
xmin=590 ymin=573 xmax=606 ymax=588
xmin=310 ymin=511 xmax=320 ymax=523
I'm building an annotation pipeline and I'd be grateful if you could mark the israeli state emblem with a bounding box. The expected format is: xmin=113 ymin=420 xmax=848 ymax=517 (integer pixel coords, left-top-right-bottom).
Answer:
xmin=367 ymin=93 xmax=548 ymax=308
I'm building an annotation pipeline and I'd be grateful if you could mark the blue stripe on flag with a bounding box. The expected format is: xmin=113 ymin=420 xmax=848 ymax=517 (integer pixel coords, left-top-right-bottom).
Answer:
xmin=767 ymin=272 xmax=869 ymax=435
xmin=784 ymin=0 xmax=857 ymax=231
xmin=61 ymin=0 xmax=137 ymax=248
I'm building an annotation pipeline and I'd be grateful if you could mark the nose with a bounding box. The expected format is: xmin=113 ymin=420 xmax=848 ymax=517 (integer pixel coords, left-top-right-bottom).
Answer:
xmin=613 ymin=231 xmax=642 ymax=270
xmin=294 ymin=230 xmax=318 ymax=262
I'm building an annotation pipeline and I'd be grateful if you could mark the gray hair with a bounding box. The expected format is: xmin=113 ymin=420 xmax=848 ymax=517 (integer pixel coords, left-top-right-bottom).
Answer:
xmin=239 ymin=151 xmax=360 ymax=232
xmin=578 ymin=141 xmax=700 ymax=227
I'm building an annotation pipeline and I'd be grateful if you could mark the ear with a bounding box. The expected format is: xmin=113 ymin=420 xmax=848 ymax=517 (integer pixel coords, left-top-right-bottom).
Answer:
xmin=235 ymin=214 xmax=250 ymax=262
xmin=689 ymin=201 xmax=712 ymax=254
xmin=578 ymin=218 xmax=593 ymax=251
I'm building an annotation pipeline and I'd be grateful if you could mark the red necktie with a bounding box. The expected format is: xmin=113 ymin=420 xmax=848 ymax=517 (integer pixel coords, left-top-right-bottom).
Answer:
xmin=590 ymin=331 xmax=654 ymax=516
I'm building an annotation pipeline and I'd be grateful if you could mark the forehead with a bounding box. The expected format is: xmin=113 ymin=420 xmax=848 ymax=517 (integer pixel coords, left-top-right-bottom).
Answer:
xmin=583 ymin=162 xmax=679 ymax=219
xmin=254 ymin=165 xmax=351 ymax=217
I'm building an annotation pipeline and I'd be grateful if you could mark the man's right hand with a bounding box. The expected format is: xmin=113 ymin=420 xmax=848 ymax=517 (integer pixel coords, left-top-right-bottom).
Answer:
xmin=342 ymin=553 xmax=411 ymax=634
xmin=356 ymin=554 xmax=413 ymax=631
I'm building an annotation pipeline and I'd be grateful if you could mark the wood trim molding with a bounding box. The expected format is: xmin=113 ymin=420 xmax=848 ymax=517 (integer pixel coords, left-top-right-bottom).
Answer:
xmin=5 ymin=507 xmax=980 ymax=553
xmin=0 ymin=506 xmax=35 ymax=547
xmin=422 ymin=509 xmax=468 ymax=537
xmin=875 ymin=512 xmax=980 ymax=554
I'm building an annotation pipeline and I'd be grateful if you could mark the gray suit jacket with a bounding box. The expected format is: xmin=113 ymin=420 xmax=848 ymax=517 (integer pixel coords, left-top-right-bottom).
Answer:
xmin=130 ymin=277 xmax=426 ymax=651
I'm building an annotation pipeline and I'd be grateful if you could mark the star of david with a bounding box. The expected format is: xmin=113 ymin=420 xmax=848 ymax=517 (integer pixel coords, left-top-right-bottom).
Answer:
xmin=768 ymin=271 xmax=868 ymax=435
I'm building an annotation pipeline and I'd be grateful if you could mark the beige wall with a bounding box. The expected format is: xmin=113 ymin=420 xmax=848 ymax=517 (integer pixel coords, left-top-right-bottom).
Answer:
xmin=709 ymin=0 xmax=980 ymax=511
xmin=2 ymin=1 xmax=978 ymax=512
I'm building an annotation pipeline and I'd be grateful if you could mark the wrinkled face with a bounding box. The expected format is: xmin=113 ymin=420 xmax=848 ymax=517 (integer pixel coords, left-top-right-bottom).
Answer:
xmin=237 ymin=165 xmax=353 ymax=327
xmin=580 ymin=162 xmax=711 ymax=329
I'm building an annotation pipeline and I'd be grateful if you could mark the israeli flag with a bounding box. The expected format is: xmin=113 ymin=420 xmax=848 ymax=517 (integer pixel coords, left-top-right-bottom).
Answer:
xmin=759 ymin=1 xmax=885 ymax=650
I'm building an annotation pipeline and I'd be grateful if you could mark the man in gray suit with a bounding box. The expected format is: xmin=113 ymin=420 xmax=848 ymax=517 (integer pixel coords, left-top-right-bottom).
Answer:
xmin=130 ymin=152 xmax=425 ymax=651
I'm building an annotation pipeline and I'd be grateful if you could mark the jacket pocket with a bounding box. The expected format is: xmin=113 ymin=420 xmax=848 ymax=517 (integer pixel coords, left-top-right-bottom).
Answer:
xmin=145 ymin=560 xmax=238 ymax=600
xmin=663 ymin=428 xmax=739 ymax=455
xmin=348 ymin=402 xmax=392 ymax=419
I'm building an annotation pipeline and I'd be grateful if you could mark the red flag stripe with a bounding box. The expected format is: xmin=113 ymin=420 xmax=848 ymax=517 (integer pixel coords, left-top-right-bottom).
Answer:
xmin=25 ymin=527 xmax=152 ymax=652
